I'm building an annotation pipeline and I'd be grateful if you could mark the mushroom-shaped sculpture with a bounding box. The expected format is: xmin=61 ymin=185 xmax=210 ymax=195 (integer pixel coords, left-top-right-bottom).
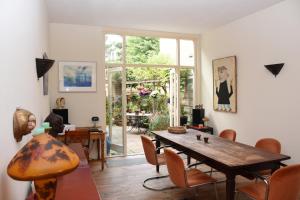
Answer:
xmin=7 ymin=128 xmax=79 ymax=200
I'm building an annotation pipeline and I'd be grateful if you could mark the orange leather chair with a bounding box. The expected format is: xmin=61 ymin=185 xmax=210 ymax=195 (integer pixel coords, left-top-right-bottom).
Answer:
xmin=255 ymin=138 xmax=281 ymax=177
xmin=140 ymin=135 xmax=168 ymax=191
xmin=164 ymin=148 xmax=219 ymax=199
xmin=255 ymin=138 xmax=281 ymax=154
xmin=236 ymin=164 xmax=300 ymax=200
xmin=219 ymin=129 xmax=237 ymax=141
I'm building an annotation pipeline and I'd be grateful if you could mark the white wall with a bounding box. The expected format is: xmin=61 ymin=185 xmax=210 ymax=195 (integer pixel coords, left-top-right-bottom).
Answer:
xmin=48 ymin=23 xmax=105 ymax=128
xmin=0 ymin=1 xmax=50 ymax=199
xmin=201 ymin=0 xmax=300 ymax=163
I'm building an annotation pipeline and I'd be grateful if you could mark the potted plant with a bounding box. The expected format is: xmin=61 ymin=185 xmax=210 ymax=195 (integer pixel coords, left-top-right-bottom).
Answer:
xmin=180 ymin=106 xmax=188 ymax=126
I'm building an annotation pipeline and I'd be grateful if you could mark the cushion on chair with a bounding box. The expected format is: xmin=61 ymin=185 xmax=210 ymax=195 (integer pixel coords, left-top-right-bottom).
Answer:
xmin=186 ymin=168 xmax=217 ymax=187
xmin=237 ymin=182 xmax=266 ymax=200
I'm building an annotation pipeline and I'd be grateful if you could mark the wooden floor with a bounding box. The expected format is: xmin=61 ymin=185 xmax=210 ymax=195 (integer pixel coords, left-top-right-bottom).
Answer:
xmin=90 ymin=156 xmax=258 ymax=200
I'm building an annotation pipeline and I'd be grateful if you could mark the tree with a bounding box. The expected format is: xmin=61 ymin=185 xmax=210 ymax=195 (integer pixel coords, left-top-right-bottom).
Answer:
xmin=126 ymin=36 xmax=159 ymax=64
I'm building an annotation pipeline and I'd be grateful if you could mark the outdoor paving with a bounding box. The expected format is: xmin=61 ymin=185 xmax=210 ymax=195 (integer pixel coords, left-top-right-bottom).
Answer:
xmin=109 ymin=126 xmax=150 ymax=156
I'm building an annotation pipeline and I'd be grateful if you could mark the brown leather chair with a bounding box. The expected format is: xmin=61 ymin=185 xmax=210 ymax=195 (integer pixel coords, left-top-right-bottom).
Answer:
xmin=255 ymin=138 xmax=281 ymax=177
xmin=65 ymin=129 xmax=90 ymax=160
xmin=236 ymin=164 xmax=300 ymax=200
xmin=219 ymin=129 xmax=237 ymax=141
xmin=164 ymin=148 xmax=219 ymax=199
xmin=140 ymin=135 xmax=168 ymax=191
xmin=255 ymin=138 xmax=281 ymax=154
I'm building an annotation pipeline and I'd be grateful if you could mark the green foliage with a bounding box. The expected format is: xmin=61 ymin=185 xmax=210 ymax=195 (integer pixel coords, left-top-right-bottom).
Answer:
xmin=149 ymin=113 xmax=170 ymax=131
xmin=126 ymin=36 xmax=159 ymax=64
xmin=147 ymin=53 xmax=173 ymax=65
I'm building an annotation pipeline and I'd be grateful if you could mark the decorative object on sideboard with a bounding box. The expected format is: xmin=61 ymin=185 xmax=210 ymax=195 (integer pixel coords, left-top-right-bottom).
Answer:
xmin=202 ymin=117 xmax=209 ymax=127
xmin=13 ymin=108 xmax=36 ymax=142
xmin=52 ymin=109 xmax=69 ymax=124
xmin=192 ymin=108 xmax=205 ymax=126
xmin=44 ymin=112 xmax=64 ymax=137
xmin=91 ymin=116 xmax=99 ymax=128
xmin=195 ymin=104 xmax=203 ymax=109
xmin=7 ymin=127 xmax=79 ymax=200
xmin=58 ymin=61 xmax=97 ymax=92
xmin=213 ymin=56 xmax=237 ymax=113
xmin=56 ymin=97 xmax=66 ymax=109
xmin=264 ymin=63 xmax=284 ymax=77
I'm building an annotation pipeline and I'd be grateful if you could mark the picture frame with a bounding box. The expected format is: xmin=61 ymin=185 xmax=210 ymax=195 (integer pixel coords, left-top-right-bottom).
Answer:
xmin=212 ymin=56 xmax=237 ymax=113
xmin=59 ymin=61 xmax=97 ymax=92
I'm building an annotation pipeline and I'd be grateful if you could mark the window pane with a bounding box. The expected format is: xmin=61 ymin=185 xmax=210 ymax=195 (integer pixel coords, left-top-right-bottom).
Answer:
xmin=105 ymin=34 xmax=123 ymax=63
xmin=180 ymin=40 xmax=195 ymax=66
xmin=126 ymin=36 xmax=176 ymax=65
xmin=180 ymin=69 xmax=194 ymax=124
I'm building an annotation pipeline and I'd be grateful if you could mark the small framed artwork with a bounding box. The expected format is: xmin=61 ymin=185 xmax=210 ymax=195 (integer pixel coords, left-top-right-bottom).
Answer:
xmin=59 ymin=61 xmax=97 ymax=92
xmin=213 ymin=56 xmax=237 ymax=113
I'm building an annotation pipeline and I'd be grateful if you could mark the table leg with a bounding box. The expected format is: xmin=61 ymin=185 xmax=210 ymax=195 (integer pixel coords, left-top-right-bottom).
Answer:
xmin=187 ymin=156 xmax=191 ymax=165
xmin=96 ymin=138 xmax=100 ymax=160
xmin=156 ymin=139 xmax=161 ymax=154
xmin=271 ymin=163 xmax=280 ymax=174
xmin=100 ymin=134 xmax=105 ymax=170
xmin=155 ymin=139 xmax=161 ymax=173
xmin=226 ymin=173 xmax=236 ymax=200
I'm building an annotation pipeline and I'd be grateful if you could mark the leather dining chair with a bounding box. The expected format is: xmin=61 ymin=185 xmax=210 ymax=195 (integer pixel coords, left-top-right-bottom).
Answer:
xmin=255 ymin=138 xmax=281 ymax=177
xmin=236 ymin=164 xmax=300 ymax=200
xmin=140 ymin=135 xmax=169 ymax=191
xmin=219 ymin=129 xmax=237 ymax=141
xmin=255 ymin=138 xmax=281 ymax=154
xmin=164 ymin=148 xmax=219 ymax=200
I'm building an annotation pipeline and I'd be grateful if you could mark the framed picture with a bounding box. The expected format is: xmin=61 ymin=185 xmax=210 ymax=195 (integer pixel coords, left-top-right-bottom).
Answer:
xmin=59 ymin=61 xmax=97 ymax=92
xmin=213 ymin=56 xmax=237 ymax=113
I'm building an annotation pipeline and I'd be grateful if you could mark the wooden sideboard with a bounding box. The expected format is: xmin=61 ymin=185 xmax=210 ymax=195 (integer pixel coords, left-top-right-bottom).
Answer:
xmin=57 ymin=127 xmax=105 ymax=170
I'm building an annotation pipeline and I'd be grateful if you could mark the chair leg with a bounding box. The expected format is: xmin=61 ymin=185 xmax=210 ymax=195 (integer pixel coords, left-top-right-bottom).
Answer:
xmin=214 ymin=183 xmax=219 ymax=200
xmin=156 ymin=165 xmax=159 ymax=173
xmin=235 ymin=190 xmax=240 ymax=200
xmin=143 ymin=175 xmax=175 ymax=191
xmin=193 ymin=187 xmax=199 ymax=198
xmin=210 ymin=167 xmax=213 ymax=176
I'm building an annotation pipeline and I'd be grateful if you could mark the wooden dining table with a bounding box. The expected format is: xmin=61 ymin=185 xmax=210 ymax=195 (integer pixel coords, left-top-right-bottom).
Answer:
xmin=152 ymin=129 xmax=290 ymax=200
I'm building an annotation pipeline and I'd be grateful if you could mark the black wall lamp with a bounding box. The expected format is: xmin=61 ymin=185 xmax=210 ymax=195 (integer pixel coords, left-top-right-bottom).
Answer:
xmin=36 ymin=53 xmax=55 ymax=79
xmin=264 ymin=63 xmax=284 ymax=77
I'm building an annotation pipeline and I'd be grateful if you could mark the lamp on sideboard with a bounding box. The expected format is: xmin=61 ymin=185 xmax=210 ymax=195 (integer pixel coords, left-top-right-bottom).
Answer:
xmin=7 ymin=127 xmax=79 ymax=200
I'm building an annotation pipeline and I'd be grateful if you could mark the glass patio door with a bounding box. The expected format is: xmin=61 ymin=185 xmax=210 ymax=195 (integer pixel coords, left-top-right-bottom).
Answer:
xmin=169 ymin=68 xmax=179 ymax=126
xmin=106 ymin=67 xmax=125 ymax=156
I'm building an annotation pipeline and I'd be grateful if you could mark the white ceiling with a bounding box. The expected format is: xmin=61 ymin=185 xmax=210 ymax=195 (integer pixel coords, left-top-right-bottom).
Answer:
xmin=46 ymin=0 xmax=284 ymax=34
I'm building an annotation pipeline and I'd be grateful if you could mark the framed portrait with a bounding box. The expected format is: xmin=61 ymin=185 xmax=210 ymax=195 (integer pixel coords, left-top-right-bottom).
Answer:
xmin=213 ymin=56 xmax=237 ymax=113
xmin=59 ymin=61 xmax=97 ymax=92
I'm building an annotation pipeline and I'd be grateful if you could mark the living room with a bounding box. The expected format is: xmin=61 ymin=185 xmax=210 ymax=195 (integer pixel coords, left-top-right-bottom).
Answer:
xmin=1 ymin=0 xmax=300 ymax=199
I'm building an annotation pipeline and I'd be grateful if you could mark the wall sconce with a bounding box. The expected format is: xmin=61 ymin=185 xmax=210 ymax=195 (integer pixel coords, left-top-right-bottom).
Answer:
xmin=264 ymin=63 xmax=284 ymax=77
xmin=36 ymin=53 xmax=55 ymax=80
